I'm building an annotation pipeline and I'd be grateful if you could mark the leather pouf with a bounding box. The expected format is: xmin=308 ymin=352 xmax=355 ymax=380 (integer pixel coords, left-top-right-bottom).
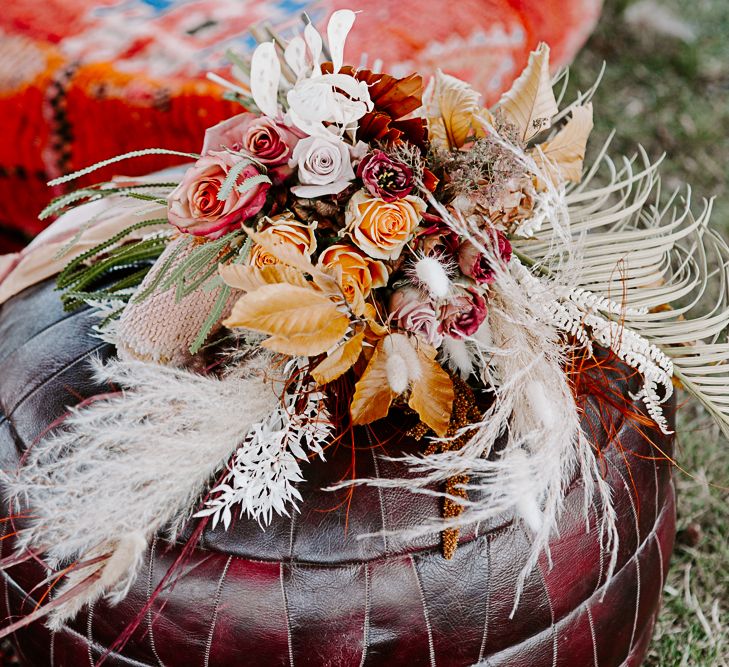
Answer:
xmin=0 ymin=279 xmax=675 ymax=666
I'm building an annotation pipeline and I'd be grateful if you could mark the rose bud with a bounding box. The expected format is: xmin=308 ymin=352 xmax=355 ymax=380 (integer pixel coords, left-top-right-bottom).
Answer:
xmin=439 ymin=288 xmax=487 ymax=339
xmin=457 ymin=231 xmax=513 ymax=284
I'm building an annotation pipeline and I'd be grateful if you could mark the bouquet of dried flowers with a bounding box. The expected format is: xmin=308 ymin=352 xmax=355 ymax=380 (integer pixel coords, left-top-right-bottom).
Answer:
xmin=3 ymin=9 xmax=728 ymax=634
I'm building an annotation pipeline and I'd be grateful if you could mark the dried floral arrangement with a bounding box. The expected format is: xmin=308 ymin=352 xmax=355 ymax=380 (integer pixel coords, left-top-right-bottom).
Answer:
xmin=2 ymin=8 xmax=729 ymax=636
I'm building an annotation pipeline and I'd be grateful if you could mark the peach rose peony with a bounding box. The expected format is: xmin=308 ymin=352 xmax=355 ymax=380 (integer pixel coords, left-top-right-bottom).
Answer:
xmin=318 ymin=243 xmax=388 ymax=311
xmin=344 ymin=189 xmax=426 ymax=260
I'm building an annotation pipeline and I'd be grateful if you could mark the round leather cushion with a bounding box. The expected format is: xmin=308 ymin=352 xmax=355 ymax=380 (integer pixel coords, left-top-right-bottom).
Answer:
xmin=0 ymin=279 xmax=675 ymax=667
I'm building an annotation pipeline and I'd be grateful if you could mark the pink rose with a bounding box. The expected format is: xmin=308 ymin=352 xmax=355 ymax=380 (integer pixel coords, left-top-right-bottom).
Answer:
xmin=458 ymin=232 xmax=513 ymax=284
xmin=439 ymin=288 xmax=487 ymax=339
xmin=289 ymin=135 xmax=356 ymax=198
xmin=167 ymin=151 xmax=270 ymax=239
xmin=202 ymin=113 xmax=300 ymax=183
xmin=388 ymin=287 xmax=443 ymax=347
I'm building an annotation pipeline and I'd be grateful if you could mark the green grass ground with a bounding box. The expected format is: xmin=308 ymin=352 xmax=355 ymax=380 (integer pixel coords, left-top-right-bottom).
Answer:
xmin=568 ymin=2 xmax=729 ymax=664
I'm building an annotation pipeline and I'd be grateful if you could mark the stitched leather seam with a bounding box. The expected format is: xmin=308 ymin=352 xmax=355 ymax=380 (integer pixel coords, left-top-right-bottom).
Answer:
xmin=480 ymin=486 xmax=674 ymax=662
xmin=203 ymin=554 xmax=232 ymax=667
xmin=1 ymin=571 xmax=154 ymax=667
xmin=476 ymin=536 xmax=491 ymax=663
xmin=5 ymin=342 xmax=107 ymax=419
xmin=0 ymin=306 xmax=91 ymax=364
xmin=358 ymin=562 xmax=370 ymax=667
xmin=145 ymin=537 xmax=165 ymax=667
xmin=586 ymin=606 xmax=599 ymax=667
xmin=279 ymin=562 xmax=295 ymax=667
xmin=409 ymin=554 xmax=436 ymax=667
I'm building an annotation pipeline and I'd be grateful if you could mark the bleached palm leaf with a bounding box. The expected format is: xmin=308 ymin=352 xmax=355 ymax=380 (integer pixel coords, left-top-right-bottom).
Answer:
xmin=513 ymin=134 xmax=729 ymax=438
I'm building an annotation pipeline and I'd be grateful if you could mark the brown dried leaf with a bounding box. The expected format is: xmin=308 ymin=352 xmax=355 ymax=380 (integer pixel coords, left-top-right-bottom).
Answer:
xmin=350 ymin=342 xmax=395 ymax=425
xmin=531 ymin=104 xmax=593 ymax=185
xmin=223 ymin=283 xmax=349 ymax=357
xmin=218 ymin=263 xmax=309 ymax=292
xmin=497 ymin=42 xmax=558 ymax=142
xmin=311 ymin=331 xmax=364 ymax=385
xmin=408 ymin=345 xmax=454 ymax=437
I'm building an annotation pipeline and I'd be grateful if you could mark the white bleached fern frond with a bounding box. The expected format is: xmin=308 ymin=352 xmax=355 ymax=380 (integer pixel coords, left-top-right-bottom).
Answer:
xmin=197 ymin=358 xmax=333 ymax=528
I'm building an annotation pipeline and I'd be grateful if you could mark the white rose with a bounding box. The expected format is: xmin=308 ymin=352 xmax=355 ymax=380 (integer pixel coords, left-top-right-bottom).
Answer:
xmin=289 ymin=135 xmax=356 ymax=198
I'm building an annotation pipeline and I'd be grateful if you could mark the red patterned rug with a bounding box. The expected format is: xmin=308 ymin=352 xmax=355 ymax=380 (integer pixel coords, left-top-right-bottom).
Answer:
xmin=0 ymin=0 xmax=603 ymax=253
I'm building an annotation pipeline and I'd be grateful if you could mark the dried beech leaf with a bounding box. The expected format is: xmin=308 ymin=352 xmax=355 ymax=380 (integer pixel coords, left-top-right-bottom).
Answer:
xmin=223 ymin=283 xmax=349 ymax=356
xmin=531 ymin=104 xmax=593 ymax=185
xmin=408 ymin=346 xmax=454 ymax=437
xmin=497 ymin=42 xmax=557 ymax=142
xmin=218 ymin=263 xmax=309 ymax=292
xmin=311 ymin=331 xmax=364 ymax=385
xmin=350 ymin=342 xmax=395 ymax=425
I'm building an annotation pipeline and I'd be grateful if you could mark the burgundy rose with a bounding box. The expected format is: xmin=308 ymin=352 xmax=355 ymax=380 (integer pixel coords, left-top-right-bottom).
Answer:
xmin=202 ymin=113 xmax=300 ymax=183
xmin=167 ymin=151 xmax=270 ymax=239
xmin=357 ymin=150 xmax=414 ymax=202
xmin=439 ymin=288 xmax=487 ymax=339
xmin=458 ymin=231 xmax=513 ymax=284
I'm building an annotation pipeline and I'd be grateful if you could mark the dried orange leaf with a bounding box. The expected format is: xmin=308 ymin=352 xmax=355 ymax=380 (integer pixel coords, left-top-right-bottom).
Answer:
xmin=218 ymin=263 xmax=309 ymax=292
xmin=497 ymin=42 xmax=557 ymax=142
xmin=408 ymin=346 xmax=454 ymax=437
xmin=223 ymin=283 xmax=349 ymax=356
xmin=531 ymin=104 xmax=593 ymax=185
xmin=350 ymin=342 xmax=395 ymax=425
xmin=311 ymin=331 xmax=365 ymax=385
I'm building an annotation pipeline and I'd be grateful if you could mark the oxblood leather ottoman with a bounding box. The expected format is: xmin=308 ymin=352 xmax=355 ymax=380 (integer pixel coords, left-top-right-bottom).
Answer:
xmin=0 ymin=278 xmax=675 ymax=666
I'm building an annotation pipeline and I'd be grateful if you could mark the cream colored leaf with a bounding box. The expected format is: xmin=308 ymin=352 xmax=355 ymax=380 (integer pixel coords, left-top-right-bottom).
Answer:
xmin=223 ymin=283 xmax=349 ymax=356
xmin=350 ymin=342 xmax=395 ymax=425
xmin=497 ymin=42 xmax=558 ymax=141
xmin=218 ymin=263 xmax=309 ymax=292
xmin=311 ymin=331 xmax=364 ymax=385
xmin=531 ymin=104 xmax=593 ymax=185
xmin=433 ymin=70 xmax=481 ymax=149
xmin=408 ymin=345 xmax=454 ymax=437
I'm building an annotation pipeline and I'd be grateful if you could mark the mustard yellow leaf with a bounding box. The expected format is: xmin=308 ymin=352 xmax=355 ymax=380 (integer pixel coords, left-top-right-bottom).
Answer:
xmin=497 ymin=42 xmax=558 ymax=142
xmin=350 ymin=342 xmax=395 ymax=425
xmin=218 ymin=262 xmax=309 ymax=292
xmin=223 ymin=283 xmax=349 ymax=356
xmin=531 ymin=104 xmax=593 ymax=185
xmin=311 ymin=331 xmax=365 ymax=385
xmin=408 ymin=347 xmax=454 ymax=437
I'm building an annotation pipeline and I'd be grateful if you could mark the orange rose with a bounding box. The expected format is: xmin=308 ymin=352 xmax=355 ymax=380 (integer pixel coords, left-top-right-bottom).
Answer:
xmin=249 ymin=213 xmax=317 ymax=267
xmin=318 ymin=244 xmax=388 ymax=311
xmin=345 ymin=189 xmax=426 ymax=260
